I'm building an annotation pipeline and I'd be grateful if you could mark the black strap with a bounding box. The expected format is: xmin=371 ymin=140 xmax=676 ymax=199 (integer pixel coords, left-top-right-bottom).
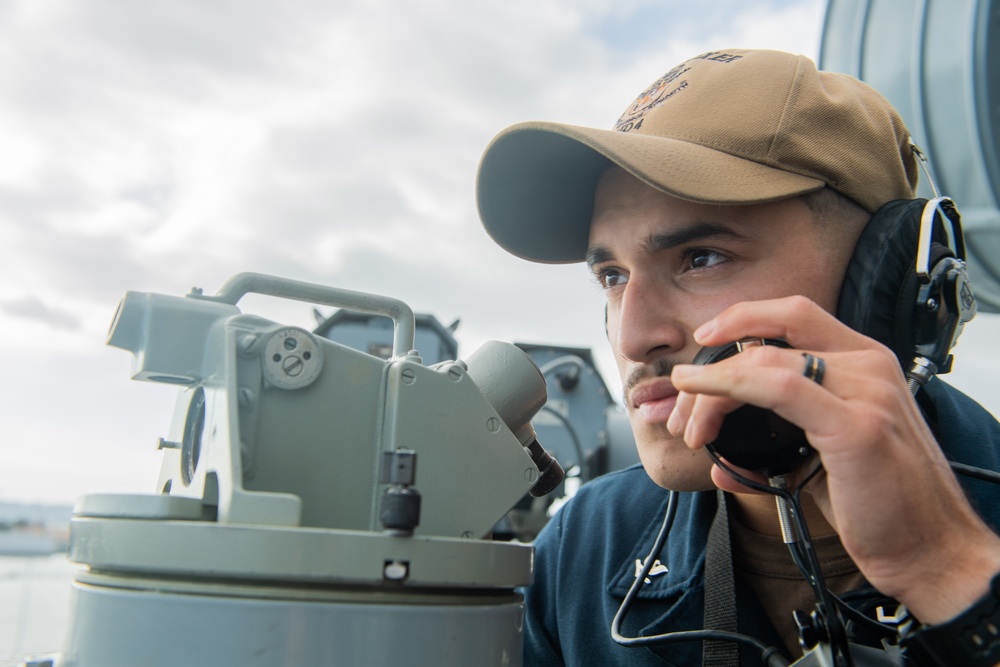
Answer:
xmin=703 ymin=489 xmax=740 ymax=667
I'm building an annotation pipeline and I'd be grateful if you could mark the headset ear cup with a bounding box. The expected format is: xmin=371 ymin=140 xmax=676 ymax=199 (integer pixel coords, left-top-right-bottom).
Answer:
xmin=837 ymin=199 xmax=927 ymax=367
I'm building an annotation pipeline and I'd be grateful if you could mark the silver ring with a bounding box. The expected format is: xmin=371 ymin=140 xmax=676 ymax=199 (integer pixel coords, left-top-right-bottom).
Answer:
xmin=802 ymin=353 xmax=825 ymax=385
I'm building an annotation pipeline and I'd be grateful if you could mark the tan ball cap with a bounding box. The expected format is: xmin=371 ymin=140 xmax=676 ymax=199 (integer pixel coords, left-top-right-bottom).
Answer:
xmin=476 ymin=49 xmax=918 ymax=263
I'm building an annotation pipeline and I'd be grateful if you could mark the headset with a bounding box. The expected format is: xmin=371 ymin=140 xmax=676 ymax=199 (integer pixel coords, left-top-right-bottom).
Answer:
xmin=838 ymin=193 xmax=977 ymax=389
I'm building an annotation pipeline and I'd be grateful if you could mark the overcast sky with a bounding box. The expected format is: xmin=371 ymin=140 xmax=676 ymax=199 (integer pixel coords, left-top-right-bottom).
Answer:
xmin=2 ymin=0 xmax=998 ymax=506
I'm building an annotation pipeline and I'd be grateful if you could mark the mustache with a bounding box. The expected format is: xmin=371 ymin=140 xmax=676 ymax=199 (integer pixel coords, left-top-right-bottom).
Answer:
xmin=622 ymin=358 xmax=677 ymax=405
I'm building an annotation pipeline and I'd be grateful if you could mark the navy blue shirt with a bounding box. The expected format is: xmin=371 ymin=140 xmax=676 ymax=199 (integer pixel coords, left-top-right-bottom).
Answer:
xmin=522 ymin=379 xmax=1000 ymax=666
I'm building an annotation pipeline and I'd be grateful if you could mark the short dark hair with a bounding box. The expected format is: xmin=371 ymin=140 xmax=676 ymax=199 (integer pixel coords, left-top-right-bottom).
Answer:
xmin=800 ymin=187 xmax=872 ymax=274
xmin=801 ymin=187 xmax=870 ymax=230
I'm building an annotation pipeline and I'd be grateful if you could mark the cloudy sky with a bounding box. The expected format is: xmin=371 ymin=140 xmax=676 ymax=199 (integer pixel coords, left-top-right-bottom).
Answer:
xmin=2 ymin=0 xmax=998 ymax=506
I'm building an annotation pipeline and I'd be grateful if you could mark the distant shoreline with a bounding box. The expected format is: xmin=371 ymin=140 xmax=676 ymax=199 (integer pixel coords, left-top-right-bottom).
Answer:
xmin=0 ymin=530 xmax=68 ymax=557
xmin=0 ymin=501 xmax=72 ymax=557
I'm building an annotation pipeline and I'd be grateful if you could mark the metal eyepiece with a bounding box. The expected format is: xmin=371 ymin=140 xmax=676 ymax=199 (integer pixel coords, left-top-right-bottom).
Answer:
xmin=524 ymin=439 xmax=565 ymax=497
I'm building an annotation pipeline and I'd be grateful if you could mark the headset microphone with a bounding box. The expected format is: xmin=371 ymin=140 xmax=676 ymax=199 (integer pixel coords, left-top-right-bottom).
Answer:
xmin=693 ymin=339 xmax=814 ymax=477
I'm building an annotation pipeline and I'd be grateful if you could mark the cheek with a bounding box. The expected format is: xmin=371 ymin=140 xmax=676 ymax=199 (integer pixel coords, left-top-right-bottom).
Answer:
xmin=771 ymin=259 xmax=842 ymax=313
xmin=755 ymin=232 xmax=846 ymax=311
xmin=604 ymin=305 xmax=628 ymax=370
xmin=713 ymin=253 xmax=841 ymax=316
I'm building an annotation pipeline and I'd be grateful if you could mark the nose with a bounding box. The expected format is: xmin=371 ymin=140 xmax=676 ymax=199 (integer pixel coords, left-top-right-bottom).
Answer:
xmin=610 ymin=275 xmax=686 ymax=364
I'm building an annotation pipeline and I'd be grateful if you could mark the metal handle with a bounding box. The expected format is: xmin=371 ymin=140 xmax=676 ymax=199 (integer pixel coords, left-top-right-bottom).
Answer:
xmin=204 ymin=272 xmax=416 ymax=358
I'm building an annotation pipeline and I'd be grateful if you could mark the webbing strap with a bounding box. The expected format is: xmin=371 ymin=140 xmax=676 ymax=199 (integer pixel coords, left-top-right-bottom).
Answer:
xmin=702 ymin=489 xmax=740 ymax=667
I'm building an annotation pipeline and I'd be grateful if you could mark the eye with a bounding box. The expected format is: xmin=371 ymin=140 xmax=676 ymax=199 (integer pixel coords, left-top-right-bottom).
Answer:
xmin=595 ymin=268 xmax=628 ymax=289
xmin=684 ymin=248 xmax=728 ymax=271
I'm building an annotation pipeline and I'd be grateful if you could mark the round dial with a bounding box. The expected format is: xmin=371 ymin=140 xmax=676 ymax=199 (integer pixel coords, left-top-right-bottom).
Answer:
xmin=262 ymin=327 xmax=324 ymax=390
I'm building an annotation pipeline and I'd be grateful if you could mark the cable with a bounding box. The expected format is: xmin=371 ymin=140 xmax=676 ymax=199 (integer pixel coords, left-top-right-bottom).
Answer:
xmin=536 ymin=355 xmax=588 ymax=378
xmin=610 ymin=489 xmax=676 ymax=648
xmin=950 ymin=460 xmax=1000 ymax=484
xmin=828 ymin=591 xmax=899 ymax=640
xmin=609 ymin=451 xmax=1000 ymax=665
xmin=535 ymin=355 xmax=592 ymax=480
xmin=538 ymin=404 xmax=588 ymax=480
xmin=705 ymin=448 xmax=855 ymax=667
xmin=611 ymin=490 xmax=792 ymax=667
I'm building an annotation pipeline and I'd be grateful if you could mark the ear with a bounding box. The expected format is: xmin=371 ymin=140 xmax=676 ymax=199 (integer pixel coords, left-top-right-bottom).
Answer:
xmin=837 ymin=198 xmax=961 ymax=370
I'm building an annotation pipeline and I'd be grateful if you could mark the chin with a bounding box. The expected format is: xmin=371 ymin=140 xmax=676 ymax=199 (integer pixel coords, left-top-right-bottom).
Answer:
xmin=647 ymin=470 xmax=717 ymax=493
xmin=634 ymin=429 xmax=716 ymax=492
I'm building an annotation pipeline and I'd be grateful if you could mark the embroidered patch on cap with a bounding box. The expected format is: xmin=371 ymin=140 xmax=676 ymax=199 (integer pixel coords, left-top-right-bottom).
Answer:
xmin=614 ymin=51 xmax=744 ymax=133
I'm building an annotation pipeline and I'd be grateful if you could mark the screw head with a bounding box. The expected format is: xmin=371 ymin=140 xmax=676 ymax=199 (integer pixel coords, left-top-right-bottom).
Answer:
xmin=384 ymin=560 xmax=409 ymax=580
xmin=281 ymin=355 xmax=304 ymax=377
xmin=238 ymin=334 xmax=260 ymax=356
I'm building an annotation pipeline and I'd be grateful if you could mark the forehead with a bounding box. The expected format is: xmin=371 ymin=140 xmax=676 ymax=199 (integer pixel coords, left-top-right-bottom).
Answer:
xmin=587 ymin=166 xmax=815 ymax=254
xmin=591 ymin=167 xmax=670 ymax=222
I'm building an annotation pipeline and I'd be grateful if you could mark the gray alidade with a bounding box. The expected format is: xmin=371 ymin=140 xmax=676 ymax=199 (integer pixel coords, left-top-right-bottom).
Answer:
xmin=58 ymin=272 xmax=562 ymax=667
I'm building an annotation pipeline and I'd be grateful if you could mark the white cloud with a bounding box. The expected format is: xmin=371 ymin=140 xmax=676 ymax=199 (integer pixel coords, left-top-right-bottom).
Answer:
xmin=2 ymin=0 xmax=998 ymax=507
xmin=0 ymin=295 xmax=81 ymax=330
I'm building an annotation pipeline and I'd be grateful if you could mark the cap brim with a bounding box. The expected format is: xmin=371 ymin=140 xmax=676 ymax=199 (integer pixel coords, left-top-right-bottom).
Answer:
xmin=476 ymin=121 xmax=825 ymax=263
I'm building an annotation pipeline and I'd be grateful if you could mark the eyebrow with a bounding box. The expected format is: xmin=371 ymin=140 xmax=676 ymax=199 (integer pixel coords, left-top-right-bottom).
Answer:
xmin=585 ymin=221 xmax=753 ymax=268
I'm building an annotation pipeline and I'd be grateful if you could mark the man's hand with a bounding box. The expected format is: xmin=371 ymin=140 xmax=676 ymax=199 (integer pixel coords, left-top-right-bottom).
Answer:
xmin=666 ymin=295 xmax=1000 ymax=624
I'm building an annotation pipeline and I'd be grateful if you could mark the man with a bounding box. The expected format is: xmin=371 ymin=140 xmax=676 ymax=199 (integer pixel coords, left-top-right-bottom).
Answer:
xmin=476 ymin=49 xmax=1000 ymax=666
